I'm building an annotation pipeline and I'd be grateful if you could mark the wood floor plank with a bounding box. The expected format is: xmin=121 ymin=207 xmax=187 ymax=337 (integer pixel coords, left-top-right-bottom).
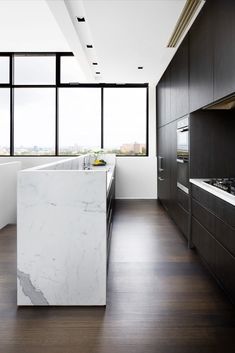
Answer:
xmin=0 ymin=200 xmax=234 ymax=353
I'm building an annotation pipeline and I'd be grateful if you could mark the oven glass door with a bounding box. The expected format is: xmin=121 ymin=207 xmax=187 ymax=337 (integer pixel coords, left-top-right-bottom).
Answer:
xmin=177 ymin=129 xmax=189 ymax=161
xmin=177 ymin=126 xmax=189 ymax=193
xmin=177 ymin=161 xmax=189 ymax=193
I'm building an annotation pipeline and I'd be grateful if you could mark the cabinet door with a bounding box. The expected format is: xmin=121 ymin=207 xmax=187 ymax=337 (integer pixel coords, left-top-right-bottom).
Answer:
xmin=192 ymin=199 xmax=215 ymax=236
xmin=215 ymin=218 xmax=235 ymax=258
xmin=157 ymin=126 xmax=170 ymax=210
xmin=214 ymin=0 xmax=235 ymax=100
xmin=170 ymin=36 xmax=189 ymax=120
xmin=168 ymin=120 xmax=177 ymax=218
xmin=175 ymin=204 xmax=189 ymax=239
xmin=216 ymin=242 xmax=235 ymax=302
xmin=189 ymin=0 xmax=213 ymax=111
xmin=157 ymin=70 xmax=171 ymax=127
xmin=190 ymin=110 xmax=235 ymax=179
xmin=165 ymin=68 xmax=171 ymax=124
xmin=157 ymin=127 xmax=166 ymax=204
xmin=192 ymin=217 xmax=216 ymax=272
xmin=157 ymin=76 xmax=166 ymax=128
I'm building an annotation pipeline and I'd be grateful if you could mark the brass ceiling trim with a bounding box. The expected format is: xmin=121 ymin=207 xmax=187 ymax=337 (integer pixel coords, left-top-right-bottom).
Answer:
xmin=167 ymin=0 xmax=204 ymax=48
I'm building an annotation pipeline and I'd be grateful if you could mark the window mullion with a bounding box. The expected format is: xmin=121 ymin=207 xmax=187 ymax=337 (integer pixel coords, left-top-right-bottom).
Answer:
xmin=10 ymin=54 xmax=14 ymax=156
xmin=101 ymin=87 xmax=104 ymax=149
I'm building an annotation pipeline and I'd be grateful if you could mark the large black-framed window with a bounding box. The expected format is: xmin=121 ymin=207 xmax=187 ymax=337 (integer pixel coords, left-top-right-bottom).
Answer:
xmin=14 ymin=88 xmax=56 ymax=155
xmin=103 ymin=87 xmax=148 ymax=155
xmin=0 ymin=52 xmax=148 ymax=157
xmin=59 ymin=87 xmax=101 ymax=155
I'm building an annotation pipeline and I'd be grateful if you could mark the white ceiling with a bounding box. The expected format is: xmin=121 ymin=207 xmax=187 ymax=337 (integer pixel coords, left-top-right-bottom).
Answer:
xmin=0 ymin=0 xmax=70 ymax=52
xmin=0 ymin=0 xmax=203 ymax=84
xmin=65 ymin=0 xmax=188 ymax=83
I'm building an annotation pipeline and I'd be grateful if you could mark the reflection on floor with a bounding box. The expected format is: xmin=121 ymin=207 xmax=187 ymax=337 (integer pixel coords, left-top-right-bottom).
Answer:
xmin=0 ymin=200 xmax=235 ymax=353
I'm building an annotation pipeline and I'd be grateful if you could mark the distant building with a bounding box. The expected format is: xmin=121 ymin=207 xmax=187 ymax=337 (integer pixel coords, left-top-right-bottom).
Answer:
xmin=120 ymin=142 xmax=145 ymax=154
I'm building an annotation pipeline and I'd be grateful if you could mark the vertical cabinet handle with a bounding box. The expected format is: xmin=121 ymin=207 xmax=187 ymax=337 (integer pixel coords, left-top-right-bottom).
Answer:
xmin=158 ymin=156 xmax=164 ymax=172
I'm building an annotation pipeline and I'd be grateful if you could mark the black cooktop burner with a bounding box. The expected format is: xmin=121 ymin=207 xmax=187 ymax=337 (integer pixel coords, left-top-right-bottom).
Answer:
xmin=205 ymin=178 xmax=235 ymax=195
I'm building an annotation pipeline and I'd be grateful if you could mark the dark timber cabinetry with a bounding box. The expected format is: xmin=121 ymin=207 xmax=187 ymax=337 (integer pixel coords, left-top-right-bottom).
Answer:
xmin=157 ymin=34 xmax=190 ymax=239
xmin=170 ymin=37 xmax=189 ymax=120
xmin=189 ymin=0 xmax=213 ymax=111
xmin=191 ymin=185 xmax=235 ymax=301
xmin=157 ymin=0 xmax=235 ymax=303
xmin=157 ymin=0 xmax=235 ymax=121
xmin=157 ymin=118 xmax=189 ymax=239
xmin=213 ymin=0 xmax=235 ymax=100
xmin=157 ymin=69 xmax=171 ymax=128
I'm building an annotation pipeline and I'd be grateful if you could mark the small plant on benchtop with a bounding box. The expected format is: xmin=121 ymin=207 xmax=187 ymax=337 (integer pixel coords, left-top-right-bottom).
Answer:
xmin=92 ymin=149 xmax=107 ymax=166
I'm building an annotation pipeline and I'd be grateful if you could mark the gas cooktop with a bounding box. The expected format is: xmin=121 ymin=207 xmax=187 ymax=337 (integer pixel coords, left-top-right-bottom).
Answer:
xmin=205 ymin=178 xmax=235 ymax=195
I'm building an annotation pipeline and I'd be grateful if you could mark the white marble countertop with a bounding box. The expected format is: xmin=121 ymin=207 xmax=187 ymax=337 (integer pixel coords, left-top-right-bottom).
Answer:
xmin=90 ymin=165 xmax=115 ymax=192
xmin=21 ymin=155 xmax=116 ymax=193
xmin=190 ymin=178 xmax=235 ymax=206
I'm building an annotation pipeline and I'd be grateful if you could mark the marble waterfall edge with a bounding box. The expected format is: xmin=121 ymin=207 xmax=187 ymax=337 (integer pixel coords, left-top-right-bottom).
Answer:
xmin=17 ymin=166 xmax=108 ymax=306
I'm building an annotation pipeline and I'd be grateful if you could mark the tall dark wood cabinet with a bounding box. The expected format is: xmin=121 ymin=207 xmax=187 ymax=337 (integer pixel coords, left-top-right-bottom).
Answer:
xmin=157 ymin=119 xmax=189 ymax=239
xmin=165 ymin=68 xmax=171 ymax=124
xmin=189 ymin=0 xmax=213 ymax=111
xmin=168 ymin=121 xmax=177 ymax=217
xmin=157 ymin=69 xmax=171 ymax=128
xmin=156 ymin=76 xmax=166 ymax=128
xmin=170 ymin=36 xmax=189 ymax=120
xmin=213 ymin=0 xmax=235 ymax=100
xmin=157 ymin=125 xmax=171 ymax=210
xmin=157 ymin=34 xmax=190 ymax=239
xmin=157 ymin=127 xmax=166 ymax=206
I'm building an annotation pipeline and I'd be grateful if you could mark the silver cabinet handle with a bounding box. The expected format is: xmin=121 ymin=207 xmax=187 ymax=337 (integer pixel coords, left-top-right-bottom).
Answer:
xmin=178 ymin=127 xmax=189 ymax=133
xmin=176 ymin=158 xmax=184 ymax=163
xmin=158 ymin=177 xmax=164 ymax=181
xmin=158 ymin=156 xmax=164 ymax=172
xmin=176 ymin=158 xmax=188 ymax=164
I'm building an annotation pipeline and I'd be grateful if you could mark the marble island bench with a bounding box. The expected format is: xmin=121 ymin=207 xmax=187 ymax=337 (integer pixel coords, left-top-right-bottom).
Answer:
xmin=17 ymin=154 xmax=116 ymax=306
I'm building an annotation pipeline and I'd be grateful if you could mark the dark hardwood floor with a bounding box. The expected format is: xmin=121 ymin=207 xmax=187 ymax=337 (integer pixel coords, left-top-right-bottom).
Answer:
xmin=0 ymin=200 xmax=235 ymax=353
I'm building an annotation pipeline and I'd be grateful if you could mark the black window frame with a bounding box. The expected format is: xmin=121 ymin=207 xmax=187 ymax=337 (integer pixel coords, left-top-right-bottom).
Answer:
xmin=102 ymin=85 xmax=149 ymax=157
xmin=0 ymin=52 xmax=149 ymax=157
xmin=0 ymin=54 xmax=11 ymax=85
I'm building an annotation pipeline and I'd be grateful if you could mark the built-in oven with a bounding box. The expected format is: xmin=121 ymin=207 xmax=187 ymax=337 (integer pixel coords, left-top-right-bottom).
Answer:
xmin=177 ymin=116 xmax=189 ymax=194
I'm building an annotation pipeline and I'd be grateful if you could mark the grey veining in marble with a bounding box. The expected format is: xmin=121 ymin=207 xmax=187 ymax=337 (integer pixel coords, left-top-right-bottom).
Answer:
xmin=17 ymin=269 xmax=49 ymax=305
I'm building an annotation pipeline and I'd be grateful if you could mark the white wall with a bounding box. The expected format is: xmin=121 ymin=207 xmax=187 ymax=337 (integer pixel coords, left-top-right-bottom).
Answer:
xmin=0 ymin=85 xmax=157 ymax=199
xmin=0 ymin=162 xmax=21 ymax=229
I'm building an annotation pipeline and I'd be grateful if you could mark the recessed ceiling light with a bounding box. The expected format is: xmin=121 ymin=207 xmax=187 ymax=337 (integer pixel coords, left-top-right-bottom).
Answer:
xmin=96 ymin=72 xmax=101 ymax=75
xmin=138 ymin=66 xmax=143 ymax=70
xmin=77 ymin=17 xmax=85 ymax=22
xmin=92 ymin=62 xmax=98 ymax=65
xmin=86 ymin=45 xmax=93 ymax=48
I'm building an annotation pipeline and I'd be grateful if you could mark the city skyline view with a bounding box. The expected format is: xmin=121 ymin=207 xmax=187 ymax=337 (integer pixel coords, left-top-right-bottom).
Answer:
xmin=0 ymin=141 xmax=146 ymax=156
